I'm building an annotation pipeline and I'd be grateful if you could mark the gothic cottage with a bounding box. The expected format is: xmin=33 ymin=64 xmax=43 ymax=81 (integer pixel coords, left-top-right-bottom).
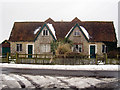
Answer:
xmin=8 ymin=17 xmax=117 ymax=58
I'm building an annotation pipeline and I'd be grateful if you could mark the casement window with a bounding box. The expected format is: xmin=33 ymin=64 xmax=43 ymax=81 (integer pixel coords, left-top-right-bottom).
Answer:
xmin=42 ymin=29 xmax=49 ymax=36
xmin=74 ymin=30 xmax=80 ymax=36
xmin=102 ymin=45 xmax=107 ymax=53
xmin=41 ymin=44 xmax=50 ymax=53
xmin=73 ymin=44 xmax=82 ymax=53
xmin=16 ymin=44 xmax=22 ymax=52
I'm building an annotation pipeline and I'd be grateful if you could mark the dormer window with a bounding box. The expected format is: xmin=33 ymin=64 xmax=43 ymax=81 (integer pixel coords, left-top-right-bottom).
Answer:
xmin=42 ymin=29 xmax=49 ymax=36
xmin=74 ymin=30 xmax=80 ymax=36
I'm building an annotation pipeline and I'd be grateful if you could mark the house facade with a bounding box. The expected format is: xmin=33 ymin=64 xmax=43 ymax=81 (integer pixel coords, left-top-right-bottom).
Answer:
xmin=9 ymin=17 xmax=117 ymax=58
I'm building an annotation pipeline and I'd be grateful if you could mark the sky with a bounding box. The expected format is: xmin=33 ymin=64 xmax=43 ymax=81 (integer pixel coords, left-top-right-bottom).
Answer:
xmin=0 ymin=0 xmax=120 ymax=47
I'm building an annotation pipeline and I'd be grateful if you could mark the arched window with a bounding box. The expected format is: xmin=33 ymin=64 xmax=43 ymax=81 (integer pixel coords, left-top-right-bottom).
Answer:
xmin=42 ymin=29 xmax=49 ymax=36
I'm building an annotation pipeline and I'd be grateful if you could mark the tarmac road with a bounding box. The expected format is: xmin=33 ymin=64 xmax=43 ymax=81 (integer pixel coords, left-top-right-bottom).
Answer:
xmin=2 ymin=67 xmax=120 ymax=78
xmin=1 ymin=67 xmax=120 ymax=89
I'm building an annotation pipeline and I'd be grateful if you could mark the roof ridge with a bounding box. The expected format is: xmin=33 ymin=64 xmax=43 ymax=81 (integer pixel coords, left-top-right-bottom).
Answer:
xmin=15 ymin=21 xmax=44 ymax=23
xmin=82 ymin=21 xmax=113 ymax=23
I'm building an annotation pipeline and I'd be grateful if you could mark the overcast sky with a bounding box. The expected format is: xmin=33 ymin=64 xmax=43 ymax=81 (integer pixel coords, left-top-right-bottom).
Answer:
xmin=0 ymin=0 xmax=119 ymax=47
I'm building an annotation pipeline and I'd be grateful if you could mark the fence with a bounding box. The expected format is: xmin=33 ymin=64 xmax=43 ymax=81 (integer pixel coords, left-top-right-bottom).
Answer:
xmin=1 ymin=53 xmax=120 ymax=65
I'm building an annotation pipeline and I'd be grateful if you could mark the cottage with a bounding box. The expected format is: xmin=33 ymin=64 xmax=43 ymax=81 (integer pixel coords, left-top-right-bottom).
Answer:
xmin=9 ymin=17 xmax=117 ymax=58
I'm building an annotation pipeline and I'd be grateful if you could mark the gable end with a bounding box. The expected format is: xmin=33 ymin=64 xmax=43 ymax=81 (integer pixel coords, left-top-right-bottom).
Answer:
xmin=34 ymin=24 xmax=56 ymax=41
xmin=66 ymin=23 xmax=89 ymax=42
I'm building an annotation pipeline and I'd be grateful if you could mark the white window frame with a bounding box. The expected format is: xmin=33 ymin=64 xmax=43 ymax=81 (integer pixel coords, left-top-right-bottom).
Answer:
xmin=102 ymin=45 xmax=107 ymax=53
xmin=89 ymin=44 xmax=97 ymax=58
xmin=74 ymin=30 xmax=80 ymax=36
xmin=16 ymin=44 xmax=22 ymax=52
xmin=41 ymin=44 xmax=50 ymax=53
xmin=42 ymin=29 xmax=49 ymax=36
xmin=73 ymin=44 xmax=82 ymax=53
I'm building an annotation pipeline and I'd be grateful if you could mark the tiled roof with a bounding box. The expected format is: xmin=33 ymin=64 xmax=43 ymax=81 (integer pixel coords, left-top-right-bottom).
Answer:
xmin=9 ymin=18 xmax=117 ymax=42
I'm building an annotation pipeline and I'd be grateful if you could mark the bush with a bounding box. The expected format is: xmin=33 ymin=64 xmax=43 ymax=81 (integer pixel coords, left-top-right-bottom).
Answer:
xmin=51 ymin=38 xmax=73 ymax=55
xmin=107 ymin=50 xmax=119 ymax=59
xmin=56 ymin=43 xmax=72 ymax=57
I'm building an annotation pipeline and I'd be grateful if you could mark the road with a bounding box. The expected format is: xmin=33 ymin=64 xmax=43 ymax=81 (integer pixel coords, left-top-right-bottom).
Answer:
xmin=2 ymin=67 xmax=120 ymax=78
xmin=1 ymin=67 xmax=120 ymax=89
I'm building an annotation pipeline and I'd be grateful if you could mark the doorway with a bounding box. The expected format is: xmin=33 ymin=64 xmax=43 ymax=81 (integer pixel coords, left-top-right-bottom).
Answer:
xmin=90 ymin=45 xmax=96 ymax=58
xmin=28 ymin=45 xmax=33 ymax=58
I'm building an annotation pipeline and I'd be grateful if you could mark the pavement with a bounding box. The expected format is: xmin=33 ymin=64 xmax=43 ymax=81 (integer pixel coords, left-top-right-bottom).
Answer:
xmin=0 ymin=63 xmax=119 ymax=71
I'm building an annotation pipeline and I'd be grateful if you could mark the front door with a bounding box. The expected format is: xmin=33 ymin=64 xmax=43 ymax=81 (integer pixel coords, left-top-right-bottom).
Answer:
xmin=28 ymin=45 xmax=33 ymax=58
xmin=90 ymin=45 xmax=96 ymax=58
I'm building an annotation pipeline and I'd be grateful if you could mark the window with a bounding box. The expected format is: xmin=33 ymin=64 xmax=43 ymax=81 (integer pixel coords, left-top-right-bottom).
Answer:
xmin=41 ymin=44 xmax=50 ymax=53
xmin=73 ymin=44 xmax=82 ymax=53
xmin=16 ymin=44 xmax=22 ymax=52
xmin=102 ymin=45 xmax=107 ymax=53
xmin=42 ymin=29 xmax=49 ymax=36
xmin=74 ymin=30 xmax=80 ymax=36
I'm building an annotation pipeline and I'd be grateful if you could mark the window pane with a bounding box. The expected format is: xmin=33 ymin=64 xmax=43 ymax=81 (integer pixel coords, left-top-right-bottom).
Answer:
xmin=106 ymin=46 xmax=107 ymax=53
xmin=46 ymin=44 xmax=50 ymax=52
xmin=79 ymin=45 xmax=82 ymax=52
xmin=74 ymin=30 xmax=80 ymax=36
xmin=76 ymin=45 xmax=78 ymax=50
xmin=46 ymin=30 xmax=48 ymax=36
xmin=17 ymin=44 xmax=19 ymax=51
xmin=74 ymin=32 xmax=76 ymax=36
xmin=43 ymin=45 xmax=46 ymax=52
xmin=77 ymin=32 xmax=80 ymax=36
xmin=16 ymin=44 xmax=22 ymax=52
xmin=43 ymin=30 xmax=45 ymax=36
xmin=20 ymin=44 xmax=22 ymax=51
xmin=102 ymin=45 xmax=105 ymax=53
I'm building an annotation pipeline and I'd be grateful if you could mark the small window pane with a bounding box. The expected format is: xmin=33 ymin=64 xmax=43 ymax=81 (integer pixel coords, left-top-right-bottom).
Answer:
xmin=46 ymin=30 xmax=48 ymax=36
xmin=43 ymin=30 xmax=49 ymax=36
xmin=73 ymin=44 xmax=82 ymax=53
xmin=102 ymin=45 xmax=105 ymax=53
xmin=76 ymin=45 xmax=78 ymax=49
xmin=17 ymin=44 xmax=19 ymax=51
xmin=20 ymin=44 xmax=22 ymax=51
xmin=77 ymin=32 xmax=80 ymax=36
xmin=16 ymin=44 xmax=22 ymax=52
xmin=102 ymin=45 xmax=107 ymax=53
xmin=74 ymin=30 xmax=80 ymax=36
xmin=43 ymin=30 xmax=46 ymax=36
xmin=79 ymin=45 xmax=82 ymax=52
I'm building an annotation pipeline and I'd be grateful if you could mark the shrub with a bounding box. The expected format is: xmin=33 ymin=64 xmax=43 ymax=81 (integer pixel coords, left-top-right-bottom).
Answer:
xmin=51 ymin=41 xmax=59 ymax=54
xmin=107 ymin=50 xmax=119 ymax=59
xmin=56 ymin=43 xmax=72 ymax=57
xmin=51 ymin=38 xmax=73 ymax=55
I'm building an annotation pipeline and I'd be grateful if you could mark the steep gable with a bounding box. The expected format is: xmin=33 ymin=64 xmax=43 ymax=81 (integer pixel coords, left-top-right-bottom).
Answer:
xmin=34 ymin=23 xmax=56 ymax=41
xmin=65 ymin=23 xmax=89 ymax=41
